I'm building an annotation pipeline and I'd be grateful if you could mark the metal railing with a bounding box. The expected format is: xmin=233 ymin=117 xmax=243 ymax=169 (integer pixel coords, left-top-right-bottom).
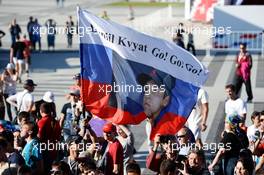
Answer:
xmin=210 ymin=31 xmax=264 ymax=56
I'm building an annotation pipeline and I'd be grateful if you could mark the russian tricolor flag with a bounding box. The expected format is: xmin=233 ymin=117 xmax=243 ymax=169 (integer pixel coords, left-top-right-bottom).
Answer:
xmin=78 ymin=8 xmax=208 ymax=140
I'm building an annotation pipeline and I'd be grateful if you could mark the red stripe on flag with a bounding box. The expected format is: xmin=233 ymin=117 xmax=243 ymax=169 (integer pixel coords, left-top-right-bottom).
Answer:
xmin=150 ymin=113 xmax=187 ymax=140
xmin=81 ymin=79 xmax=146 ymax=124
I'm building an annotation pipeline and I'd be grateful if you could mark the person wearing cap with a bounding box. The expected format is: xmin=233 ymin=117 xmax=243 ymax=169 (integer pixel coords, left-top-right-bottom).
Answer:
xmin=59 ymin=89 xmax=82 ymax=142
xmin=34 ymin=91 xmax=56 ymax=119
xmin=7 ymin=79 xmax=37 ymax=116
xmin=66 ymin=73 xmax=81 ymax=101
xmin=1 ymin=63 xmax=17 ymax=121
xmin=102 ymin=122 xmax=123 ymax=175
xmin=208 ymin=113 xmax=245 ymax=175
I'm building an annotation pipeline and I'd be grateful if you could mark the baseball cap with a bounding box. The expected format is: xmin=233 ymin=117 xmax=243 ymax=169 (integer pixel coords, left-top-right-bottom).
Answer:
xmin=69 ymin=89 xmax=80 ymax=96
xmin=42 ymin=91 xmax=55 ymax=103
xmin=225 ymin=113 xmax=241 ymax=126
xmin=103 ymin=123 xmax=116 ymax=133
xmin=23 ymin=79 xmax=37 ymax=87
xmin=73 ymin=73 xmax=81 ymax=80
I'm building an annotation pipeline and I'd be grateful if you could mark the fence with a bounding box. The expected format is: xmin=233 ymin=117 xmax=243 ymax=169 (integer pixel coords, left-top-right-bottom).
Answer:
xmin=209 ymin=31 xmax=264 ymax=56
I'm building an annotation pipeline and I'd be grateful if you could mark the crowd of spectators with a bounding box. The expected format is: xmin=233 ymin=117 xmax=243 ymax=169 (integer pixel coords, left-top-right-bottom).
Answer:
xmin=0 ymin=15 xmax=262 ymax=175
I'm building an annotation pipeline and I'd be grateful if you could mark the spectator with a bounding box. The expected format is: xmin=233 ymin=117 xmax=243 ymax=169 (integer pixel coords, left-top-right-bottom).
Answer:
xmin=187 ymin=88 xmax=209 ymax=148
xmin=0 ymin=138 xmax=17 ymax=174
xmin=180 ymin=149 xmax=209 ymax=175
xmin=9 ymin=18 xmax=21 ymax=45
xmin=66 ymin=16 xmax=74 ymax=48
xmin=66 ymin=73 xmax=81 ymax=101
xmin=237 ymin=149 xmax=254 ymax=175
xmin=102 ymin=122 xmax=124 ymax=175
xmin=235 ymin=158 xmax=254 ymax=175
xmin=34 ymin=91 xmax=56 ymax=119
xmin=208 ymin=113 xmax=243 ymax=175
xmin=63 ymin=136 xmax=82 ymax=175
xmin=79 ymin=160 xmax=98 ymax=175
xmin=101 ymin=10 xmax=110 ymax=20
xmin=249 ymin=111 xmax=264 ymax=157
xmin=247 ymin=111 xmax=260 ymax=142
xmin=27 ymin=16 xmax=34 ymax=45
xmin=0 ymin=29 xmax=5 ymax=47
xmin=17 ymin=165 xmax=32 ymax=175
xmin=235 ymin=43 xmax=253 ymax=103
xmin=20 ymin=122 xmax=43 ymax=173
xmin=7 ymin=79 xmax=37 ymax=115
xmin=45 ymin=19 xmax=57 ymax=50
xmin=173 ymin=23 xmax=185 ymax=49
xmin=225 ymin=84 xmax=247 ymax=124
xmin=177 ymin=127 xmax=195 ymax=156
xmin=116 ymin=125 xmax=135 ymax=174
xmin=22 ymin=34 xmax=31 ymax=77
xmin=60 ymin=89 xmax=82 ymax=141
xmin=32 ymin=19 xmax=41 ymax=51
xmin=1 ymin=64 xmax=18 ymax=121
xmin=10 ymin=35 xmax=26 ymax=83
xmin=128 ymin=5 xmax=134 ymax=21
xmin=37 ymin=102 xmax=61 ymax=172
xmin=17 ymin=111 xmax=30 ymax=127
xmin=159 ymin=159 xmax=176 ymax=175
xmin=126 ymin=162 xmax=141 ymax=175
xmin=0 ymin=130 xmax=25 ymax=168
xmin=146 ymin=134 xmax=179 ymax=173
xmin=187 ymin=31 xmax=196 ymax=56
xmin=71 ymin=73 xmax=81 ymax=90
xmin=51 ymin=161 xmax=72 ymax=175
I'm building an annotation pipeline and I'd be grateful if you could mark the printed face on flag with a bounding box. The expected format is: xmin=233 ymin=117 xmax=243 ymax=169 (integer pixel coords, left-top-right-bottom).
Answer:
xmin=78 ymin=8 xmax=208 ymax=140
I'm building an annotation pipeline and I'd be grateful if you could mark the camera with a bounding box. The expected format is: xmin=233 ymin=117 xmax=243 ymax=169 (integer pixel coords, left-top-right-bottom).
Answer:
xmin=255 ymin=130 xmax=261 ymax=139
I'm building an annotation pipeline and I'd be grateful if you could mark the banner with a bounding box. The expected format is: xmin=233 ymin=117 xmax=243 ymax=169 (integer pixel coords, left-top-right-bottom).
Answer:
xmin=78 ymin=8 xmax=208 ymax=140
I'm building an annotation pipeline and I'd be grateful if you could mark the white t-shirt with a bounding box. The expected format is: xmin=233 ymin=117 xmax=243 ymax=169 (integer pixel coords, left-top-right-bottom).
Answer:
xmin=188 ymin=88 xmax=209 ymax=125
xmin=7 ymin=89 xmax=34 ymax=112
xmin=247 ymin=125 xmax=258 ymax=142
xmin=225 ymin=98 xmax=246 ymax=117
xmin=2 ymin=74 xmax=17 ymax=95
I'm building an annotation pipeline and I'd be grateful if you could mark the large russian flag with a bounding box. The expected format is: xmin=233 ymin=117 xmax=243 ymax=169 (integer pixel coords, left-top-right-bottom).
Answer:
xmin=78 ymin=8 xmax=208 ymax=140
